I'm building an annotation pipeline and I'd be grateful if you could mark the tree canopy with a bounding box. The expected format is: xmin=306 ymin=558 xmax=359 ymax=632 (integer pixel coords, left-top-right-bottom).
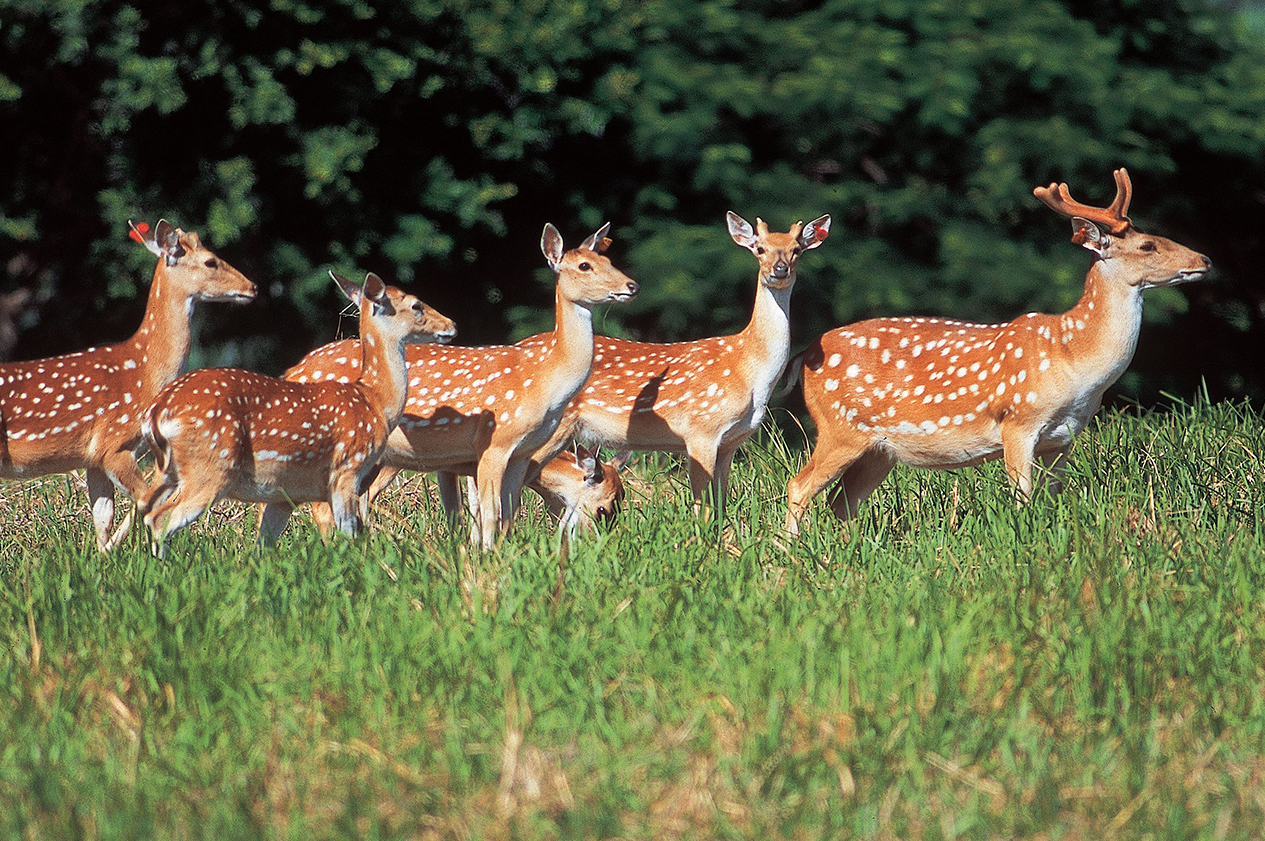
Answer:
xmin=2 ymin=0 xmax=1263 ymax=403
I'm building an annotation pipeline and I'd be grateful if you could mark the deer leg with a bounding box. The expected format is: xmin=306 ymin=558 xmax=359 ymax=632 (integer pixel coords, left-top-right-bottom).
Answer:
xmin=464 ymin=475 xmax=480 ymax=547
xmin=784 ymin=433 xmax=872 ymax=535
xmin=710 ymin=443 xmax=740 ymax=514
xmin=437 ymin=470 xmax=464 ymax=525
xmin=1001 ymin=424 xmax=1039 ymax=501
xmin=329 ymin=472 xmax=363 ymax=537
xmin=95 ymin=450 xmax=150 ymax=552
xmin=85 ymin=468 xmax=118 ymax=554
xmin=827 ymin=449 xmax=896 ymax=520
xmin=308 ymin=501 xmax=336 ymax=539
xmin=498 ymin=458 xmax=531 ymax=536
xmin=475 ymin=451 xmax=511 ymax=550
xmin=257 ymin=501 xmax=295 ymax=547
xmin=686 ymin=442 xmax=721 ymax=513
xmin=1037 ymin=444 xmax=1073 ymax=497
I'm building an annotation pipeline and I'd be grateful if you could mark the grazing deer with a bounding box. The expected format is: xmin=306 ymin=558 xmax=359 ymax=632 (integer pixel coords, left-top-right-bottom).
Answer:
xmin=279 ymin=223 xmax=640 ymax=548
xmin=523 ymin=211 xmax=830 ymax=511
xmin=141 ymin=272 xmax=456 ymax=551
xmin=0 ymin=220 xmax=256 ymax=552
xmin=301 ymin=445 xmax=631 ymax=540
xmin=430 ymin=443 xmax=632 ymax=538
xmin=783 ymin=168 xmax=1211 ymax=534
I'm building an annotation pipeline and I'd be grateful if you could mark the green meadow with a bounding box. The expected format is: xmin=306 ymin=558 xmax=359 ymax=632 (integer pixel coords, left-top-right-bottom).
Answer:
xmin=3 ymin=397 xmax=1264 ymax=839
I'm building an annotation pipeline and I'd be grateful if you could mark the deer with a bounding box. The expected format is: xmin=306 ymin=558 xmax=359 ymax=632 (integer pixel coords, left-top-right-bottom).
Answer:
xmin=276 ymin=222 xmax=640 ymax=548
xmin=140 ymin=271 xmax=457 ymax=551
xmin=783 ymin=168 xmax=1212 ymax=535
xmin=0 ymin=220 xmax=257 ymax=552
xmin=519 ymin=211 xmax=830 ymax=513
xmin=429 ymin=443 xmax=632 ymax=540
xmin=295 ymin=444 xmax=631 ymax=540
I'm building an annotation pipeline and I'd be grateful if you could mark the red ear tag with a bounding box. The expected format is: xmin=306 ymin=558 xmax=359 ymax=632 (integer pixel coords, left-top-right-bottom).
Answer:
xmin=128 ymin=222 xmax=150 ymax=244
xmin=815 ymin=226 xmax=829 ymax=241
xmin=1071 ymin=226 xmax=1090 ymax=246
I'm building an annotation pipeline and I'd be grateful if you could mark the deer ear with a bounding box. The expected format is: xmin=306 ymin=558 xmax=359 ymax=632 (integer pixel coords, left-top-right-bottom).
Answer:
xmin=727 ymin=211 xmax=758 ymax=250
xmin=801 ymin=215 xmax=831 ymax=250
xmin=331 ymin=270 xmax=363 ymax=307
xmin=1070 ymin=217 xmax=1108 ymax=255
xmin=541 ymin=223 xmax=564 ymax=270
xmin=581 ymin=222 xmax=611 ymax=252
xmin=573 ymin=442 xmax=601 ymax=484
xmin=154 ymin=220 xmax=184 ymax=266
xmin=609 ymin=450 xmax=632 ymax=472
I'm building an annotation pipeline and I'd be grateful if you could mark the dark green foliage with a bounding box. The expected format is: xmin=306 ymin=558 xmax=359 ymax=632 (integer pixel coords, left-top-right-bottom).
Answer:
xmin=1 ymin=0 xmax=1263 ymax=402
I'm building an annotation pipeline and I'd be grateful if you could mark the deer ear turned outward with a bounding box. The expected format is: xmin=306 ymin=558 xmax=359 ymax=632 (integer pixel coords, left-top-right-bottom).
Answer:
xmin=784 ymin=168 xmax=1211 ymax=535
xmin=1 ymin=220 xmax=257 ymax=553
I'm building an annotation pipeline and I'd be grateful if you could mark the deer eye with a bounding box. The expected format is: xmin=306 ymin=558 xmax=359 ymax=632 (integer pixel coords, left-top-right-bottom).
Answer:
xmin=1139 ymin=241 xmax=1156 ymax=252
xmin=756 ymin=247 xmax=765 ymax=255
xmin=204 ymin=257 xmax=218 ymax=268
xmin=578 ymin=261 xmax=592 ymax=271
xmin=597 ymin=507 xmax=607 ymax=517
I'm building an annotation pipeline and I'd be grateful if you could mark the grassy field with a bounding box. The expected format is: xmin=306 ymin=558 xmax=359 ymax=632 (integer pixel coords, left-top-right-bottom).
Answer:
xmin=2 ymin=396 xmax=1264 ymax=840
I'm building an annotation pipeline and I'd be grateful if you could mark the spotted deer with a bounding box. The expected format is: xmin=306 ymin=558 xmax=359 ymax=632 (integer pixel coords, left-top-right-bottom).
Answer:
xmin=301 ymin=445 xmax=630 ymax=540
xmin=430 ymin=443 xmax=632 ymax=539
xmin=0 ymin=220 xmax=257 ymax=552
xmin=783 ymin=169 xmax=1211 ymax=534
xmin=280 ymin=223 xmax=640 ymax=548
xmin=523 ymin=212 xmax=830 ymax=511
xmin=141 ymin=272 xmax=456 ymax=551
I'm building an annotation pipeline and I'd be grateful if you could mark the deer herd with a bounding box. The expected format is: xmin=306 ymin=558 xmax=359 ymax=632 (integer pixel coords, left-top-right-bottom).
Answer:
xmin=0 ymin=169 xmax=1211 ymax=553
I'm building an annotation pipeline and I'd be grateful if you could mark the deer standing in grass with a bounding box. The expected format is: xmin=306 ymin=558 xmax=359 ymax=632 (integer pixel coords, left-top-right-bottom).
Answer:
xmin=521 ymin=212 xmax=830 ymax=511
xmin=141 ymin=272 xmax=456 ymax=551
xmin=280 ymin=223 xmax=640 ymax=548
xmin=0 ymin=220 xmax=256 ymax=551
xmin=783 ymin=169 xmax=1211 ymax=534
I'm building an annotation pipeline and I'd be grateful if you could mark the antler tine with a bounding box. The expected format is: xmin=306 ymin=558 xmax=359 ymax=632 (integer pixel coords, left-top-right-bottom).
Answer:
xmin=1032 ymin=168 xmax=1133 ymax=235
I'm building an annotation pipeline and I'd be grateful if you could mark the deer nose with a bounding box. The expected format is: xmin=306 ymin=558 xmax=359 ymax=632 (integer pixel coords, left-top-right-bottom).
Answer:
xmin=1201 ymin=254 xmax=1212 ymax=269
xmin=772 ymin=262 xmax=789 ymax=279
xmin=625 ymin=281 xmax=639 ymax=295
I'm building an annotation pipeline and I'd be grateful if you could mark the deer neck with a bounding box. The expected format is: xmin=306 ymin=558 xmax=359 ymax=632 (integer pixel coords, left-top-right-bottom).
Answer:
xmin=541 ymin=286 xmax=596 ymax=404
xmin=738 ymin=280 xmax=793 ymax=380
xmin=129 ymin=264 xmax=195 ymax=403
xmin=1060 ymin=261 xmax=1143 ymax=388
xmin=357 ymin=325 xmax=410 ymax=427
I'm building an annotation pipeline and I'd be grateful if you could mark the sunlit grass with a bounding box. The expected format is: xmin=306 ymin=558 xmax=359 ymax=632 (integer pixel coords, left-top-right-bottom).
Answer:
xmin=2 ymin=396 xmax=1264 ymax=839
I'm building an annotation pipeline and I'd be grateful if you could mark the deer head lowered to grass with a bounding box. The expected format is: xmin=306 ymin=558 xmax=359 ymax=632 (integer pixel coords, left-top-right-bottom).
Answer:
xmin=0 ymin=220 xmax=257 ymax=552
xmin=783 ymin=168 xmax=1211 ymax=534
xmin=280 ymin=222 xmax=640 ymax=549
xmin=140 ymin=272 xmax=456 ymax=552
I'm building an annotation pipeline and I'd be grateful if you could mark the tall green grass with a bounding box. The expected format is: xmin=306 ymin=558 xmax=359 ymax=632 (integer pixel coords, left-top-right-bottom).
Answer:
xmin=2 ymin=396 xmax=1264 ymax=839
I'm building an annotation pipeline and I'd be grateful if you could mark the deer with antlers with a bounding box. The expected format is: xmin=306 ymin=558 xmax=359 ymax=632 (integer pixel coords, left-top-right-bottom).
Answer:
xmin=141 ymin=272 xmax=456 ymax=551
xmin=0 ymin=220 xmax=257 ymax=551
xmin=279 ymin=223 xmax=640 ymax=548
xmin=783 ymin=169 xmax=1211 ymax=534
xmin=518 ymin=211 xmax=830 ymax=512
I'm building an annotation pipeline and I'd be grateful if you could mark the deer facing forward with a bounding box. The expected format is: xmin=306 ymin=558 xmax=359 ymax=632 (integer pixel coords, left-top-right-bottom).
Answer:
xmin=784 ymin=169 xmax=1210 ymax=534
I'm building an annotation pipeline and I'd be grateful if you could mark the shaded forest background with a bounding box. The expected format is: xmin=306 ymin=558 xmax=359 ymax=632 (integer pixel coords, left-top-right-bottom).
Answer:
xmin=2 ymin=0 xmax=1264 ymax=408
